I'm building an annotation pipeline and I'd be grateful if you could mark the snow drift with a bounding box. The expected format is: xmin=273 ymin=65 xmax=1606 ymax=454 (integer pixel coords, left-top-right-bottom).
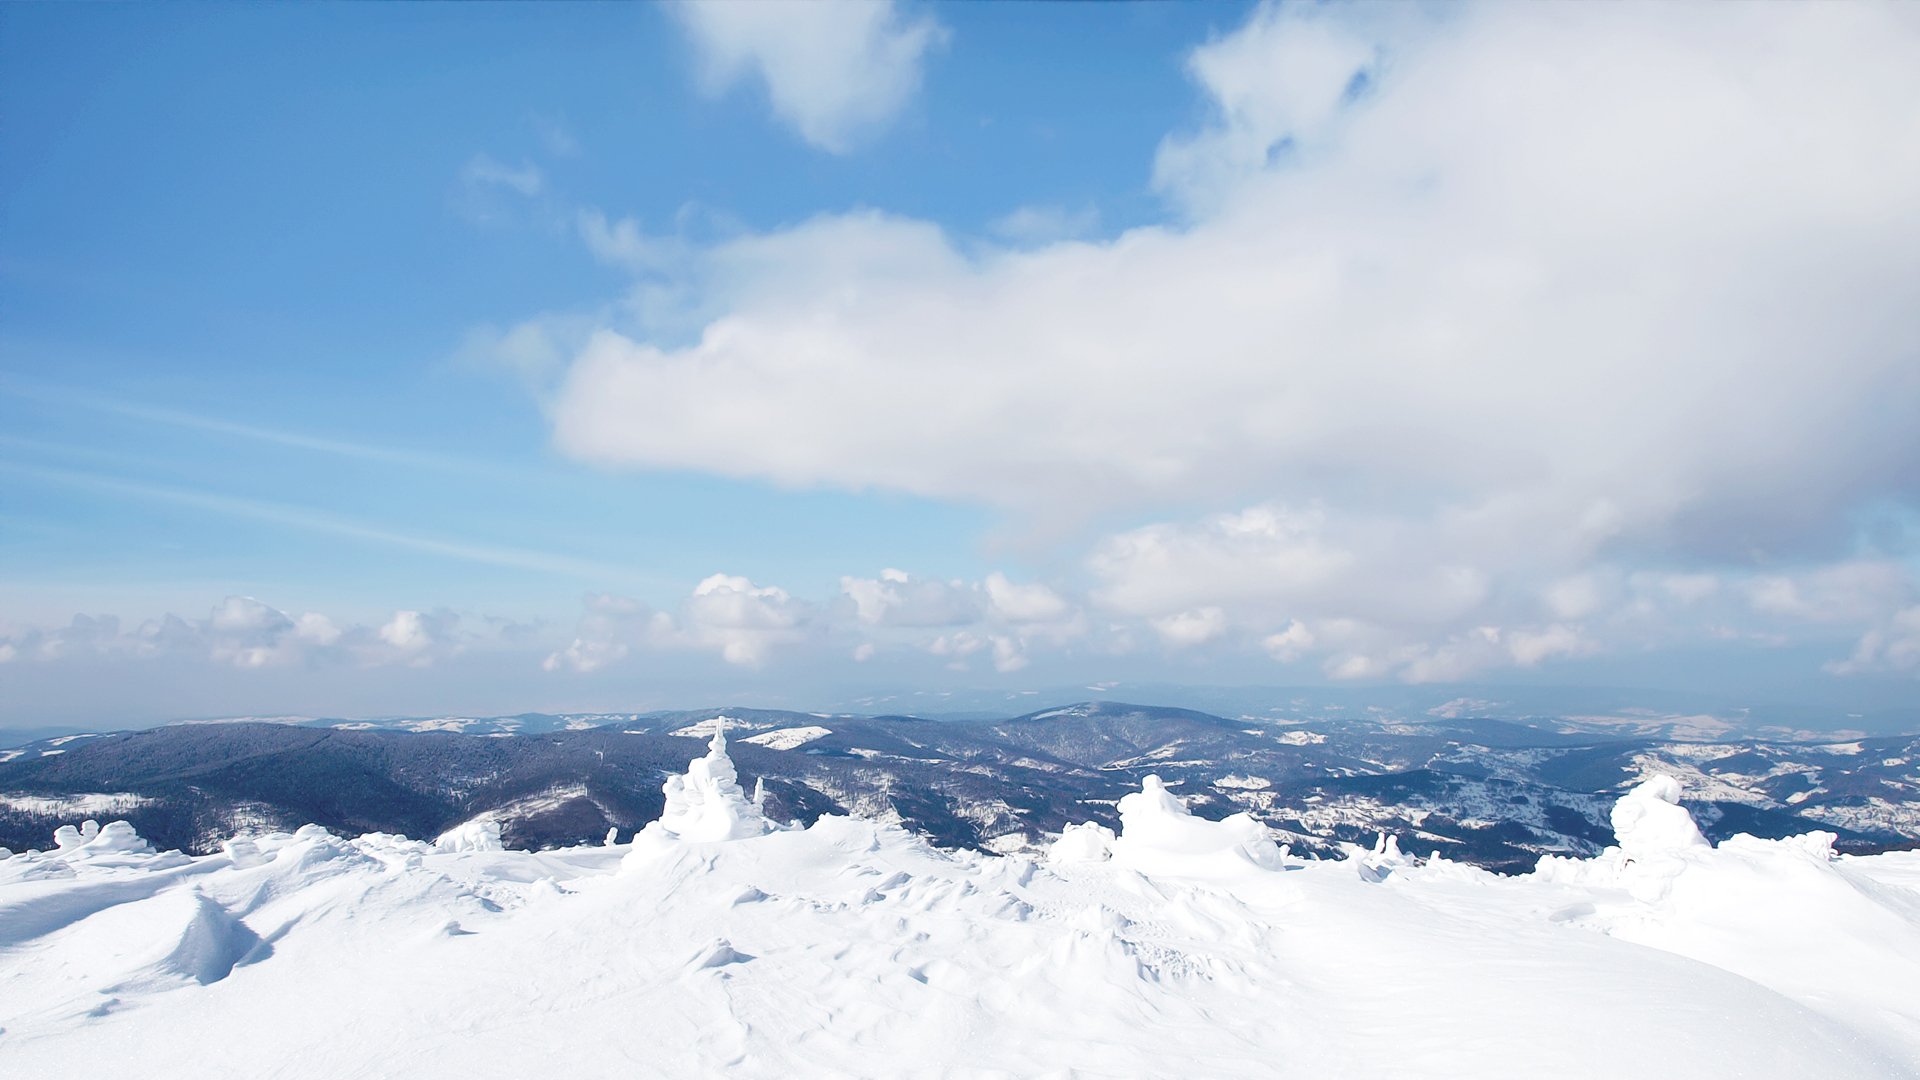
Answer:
xmin=2 ymin=739 xmax=1918 ymax=1078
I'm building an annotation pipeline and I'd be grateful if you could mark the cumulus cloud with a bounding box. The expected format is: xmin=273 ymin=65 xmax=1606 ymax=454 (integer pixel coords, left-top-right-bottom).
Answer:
xmin=546 ymin=575 xmax=812 ymax=670
xmin=1152 ymin=4 xmax=1379 ymax=214
xmin=683 ymin=573 xmax=809 ymax=665
xmin=983 ymin=573 xmax=1073 ymax=624
xmin=841 ymin=569 xmax=983 ymax=627
xmin=551 ymin=3 xmax=1919 ymax=549
xmin=1152 ymin=607 xmax=1228 ymax=649
xmin=670 ymin=0 xmax=946 ymax=152
xmin=0 ymin=598 xmax=477 ymax=672
xmin=543 ymin=594 xmax=667 ymax=674
xmin=525 ymin=3 xmax=1920 ymax=684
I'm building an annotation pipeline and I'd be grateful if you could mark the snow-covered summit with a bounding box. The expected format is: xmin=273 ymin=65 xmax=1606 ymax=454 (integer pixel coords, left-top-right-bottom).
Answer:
xmin=3 ymin=768 xmax=1919 ymax=1077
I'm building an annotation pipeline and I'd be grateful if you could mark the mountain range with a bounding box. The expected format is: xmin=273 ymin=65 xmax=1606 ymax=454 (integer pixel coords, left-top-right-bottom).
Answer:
xmin=3 ymin=701 xmax=1915 ymax=872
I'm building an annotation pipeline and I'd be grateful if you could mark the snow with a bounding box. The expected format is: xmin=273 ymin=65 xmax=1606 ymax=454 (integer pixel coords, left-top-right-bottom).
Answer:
xmin=433 ymin=819 xmax=505 ymax=853
xmin=668 ymin=714 xmax=768 ymax=739
xmin=741 ymin=725 xmax=832 ymax=750
xmin=0 ymin=792 xmax=156 ymax=817
xmin=3 ymin=747 xmax=1919 ymax=1078
xmin=643 ymin=729 xmax=770 ymax=844
xmin=1213 ymin=773 xmax=1272 ymax=790
xmin=1103 ymin=774 xmax=1288 ymax=878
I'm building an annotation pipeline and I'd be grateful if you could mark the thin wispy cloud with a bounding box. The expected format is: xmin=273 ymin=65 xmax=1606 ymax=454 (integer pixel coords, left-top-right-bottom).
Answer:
xmin=0 ymin=460 xmax=648 ymax=586
xmin=0 ymin=379 xmax=527 ymax=481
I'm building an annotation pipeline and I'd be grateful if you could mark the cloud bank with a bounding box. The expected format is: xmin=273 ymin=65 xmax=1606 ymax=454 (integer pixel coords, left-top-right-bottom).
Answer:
xmin=529 ymin=2 xmax=1920 ymax=685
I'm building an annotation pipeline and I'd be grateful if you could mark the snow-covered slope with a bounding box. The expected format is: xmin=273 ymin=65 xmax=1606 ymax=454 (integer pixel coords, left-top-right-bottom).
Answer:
xmin=2 ymin=739 xmax=1917 ymax=1078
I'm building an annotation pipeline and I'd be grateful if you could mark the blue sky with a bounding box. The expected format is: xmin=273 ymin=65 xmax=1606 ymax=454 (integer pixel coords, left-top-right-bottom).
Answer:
xmin=3 ymin=1 xmax=1918 ymax=730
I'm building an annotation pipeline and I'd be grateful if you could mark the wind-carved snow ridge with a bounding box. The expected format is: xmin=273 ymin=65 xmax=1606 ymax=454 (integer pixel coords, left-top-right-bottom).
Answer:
xmin=642 ymin=729 xmax=771 ymax=845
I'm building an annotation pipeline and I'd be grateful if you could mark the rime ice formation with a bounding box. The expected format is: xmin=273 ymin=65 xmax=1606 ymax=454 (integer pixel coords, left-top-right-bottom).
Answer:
xmin=1611 ymin=774 xmax=1710 ymax=857
xmin=434 ymin=819 xmax=506 ymax=853
xmin=648 ymin=729 xmax=769 ymax=843
xmin=1104 ymin=773 xmax=1287 ymax=876
xmin=3 ymin=774 xmax=1920 ymax=1078
xmin=1046 ymin=820 xmax=1117 ymax=864
xmin=1530 ymin=774 xmax=1721 ymax=901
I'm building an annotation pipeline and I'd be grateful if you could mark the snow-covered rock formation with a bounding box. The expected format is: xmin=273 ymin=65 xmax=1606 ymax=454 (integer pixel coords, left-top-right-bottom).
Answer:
xmin=3 ymin=770 xmax=1919 ymax=1078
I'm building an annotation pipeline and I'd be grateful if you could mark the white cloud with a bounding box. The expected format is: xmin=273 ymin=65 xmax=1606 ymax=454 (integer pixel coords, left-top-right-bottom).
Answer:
xmin=1747 ymin=561 xmax=1913 ymax=624
xmin=982 ymin=573 xmax=1072 ymax=624
xmin=543 ymin=594 xmax=667 ymax=674
xmin=0 ymin=598 xmax=478 ymax=672
xmin=378 ymin=611 xmax=431 ymax=652
xmin=841 ymin=569 xmax=982 ymax=627
xmin=671 ymin=0 xmax=946 ymax=153
xmin=461 ymin=154 xmax=544 ymax=197
xmin=530 ymin=2 xmax=1920 ymax=683
xmin=576 ymin=209 xmax=687 ymax=276
xmin=682 ymin=573 xmax=810 ymax=666
xmin=1261 ymin=620 xmax=1314 ymax=662
xmin=455 ymin=154 xmax=548 ymax=226
xmin=1152 ymin=5 xmax=1378 ymax=214
xmin=294 ymin=613 xmax=343 ymax=648
xmin=1827 ymin=606 xmax=1920 ymax=676
xmin=1152 ymin=607 xmax=1228 ymax=649
xmin=1543 ymin=576 xmax=1604 ymax=622
xmin=549 ymin=2 xmax=1920 ymax=562
xmin=989 ymin=634 xmax=1026 ymax=674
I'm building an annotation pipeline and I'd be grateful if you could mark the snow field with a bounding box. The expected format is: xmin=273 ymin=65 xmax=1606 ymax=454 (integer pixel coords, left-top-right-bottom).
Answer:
xmin=1 ymin=742 xmax=1917 ymax=1078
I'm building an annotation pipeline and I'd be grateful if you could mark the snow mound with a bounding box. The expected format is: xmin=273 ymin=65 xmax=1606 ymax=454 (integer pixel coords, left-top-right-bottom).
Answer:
xmin=1525 ymin=774 xmax=1920 ymax=1056
xmin=1611 ymin=774 xmax=1710 ymax=858
xmin=1047 ymin=821 xmax=1116 ymax=864
xmin=55 ymin=819 xmax=155 ymax=858
xmin=1055 ymin=774 xmax=1286 ymax=878
xmin=646 ymin=730 xmax=769 ymax=844
xmin=434 ymin=819 xmax=505 ymax=853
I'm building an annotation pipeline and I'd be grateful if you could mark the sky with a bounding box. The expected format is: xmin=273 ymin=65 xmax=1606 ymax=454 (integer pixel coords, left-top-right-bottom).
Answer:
xmin=2 ymin=1 xmax=1918 ymax=730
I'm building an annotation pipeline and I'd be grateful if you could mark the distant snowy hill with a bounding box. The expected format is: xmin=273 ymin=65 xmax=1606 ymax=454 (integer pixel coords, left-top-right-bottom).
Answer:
xmin=2 ymin=735 xmax=1917 ymax=1078
xmin=2 ymin=702 xmax=1914 ymax=872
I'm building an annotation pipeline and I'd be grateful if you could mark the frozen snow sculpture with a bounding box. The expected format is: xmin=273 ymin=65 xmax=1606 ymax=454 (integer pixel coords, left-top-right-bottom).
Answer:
xmin=434 ymin=819 xmax=506 ymax=853
xmin=1611 ymin=774 xmax=1709 ymax=859
xmin=53 ymin=819 xmax=102 ymax=851
xmin=1530 ymin=774 xmax=1712 ymax=899
xmin=1351 ymin=831 xmax=1413 ymax=883
xmin=1106 ymin=774 xmax=1285 ymax=877
xmin=1047 ymin=821 xmax=1117 ymax=864
xmin=654 ymin=729 xmax=769 ymax=843
xmin=54 ymin=820 xmax=156 ymax=858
